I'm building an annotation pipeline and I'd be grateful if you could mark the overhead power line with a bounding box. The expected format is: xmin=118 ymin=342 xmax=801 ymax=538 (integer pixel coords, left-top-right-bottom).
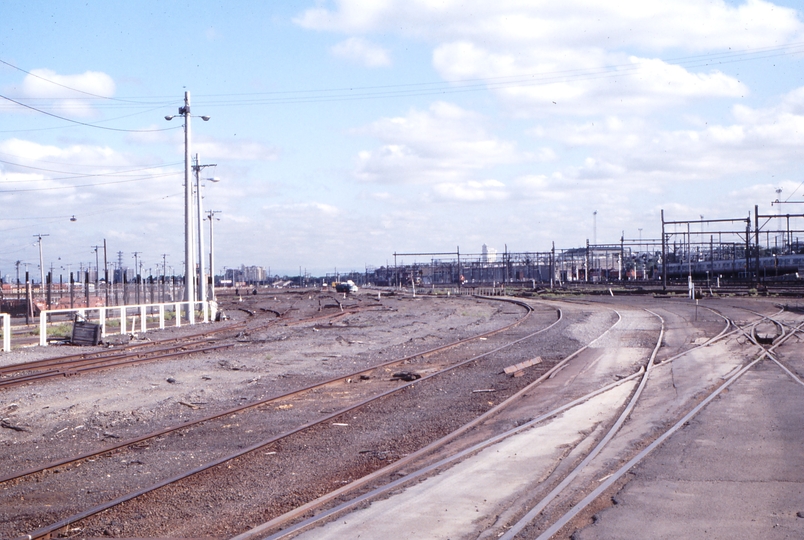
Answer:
xmin=0 ymin=171 xmax=182 ymax=193
xmin=0 ymin=93 xmax=181 ymax=132
xmin=0 ymin=158 xmax=182 ymax=181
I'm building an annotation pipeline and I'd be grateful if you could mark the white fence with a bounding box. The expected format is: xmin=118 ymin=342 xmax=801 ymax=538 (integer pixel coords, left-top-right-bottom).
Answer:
xmin=1 ymin=314 xmax=9 ymax=352
xmin=38 ymin=300 xmax=213 ymax=347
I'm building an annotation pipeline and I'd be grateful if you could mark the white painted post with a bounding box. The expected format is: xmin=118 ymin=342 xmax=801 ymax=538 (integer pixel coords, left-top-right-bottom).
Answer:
xmin=140 ymin=305 xmax=146 ymax=333
xmin=2 ymin=314 xmax=10 ymax=352
xmin=120 ymin=306 xmax=127 ymax=335
xmin=100 ymin=307 xmax=106 ymax=337
xmin=159 ymin=304 xmax=165 ymax=330
xmin=39 ymin=311 xmax=47 ymax=347
xmin=175 ymin=303 xmax=181 ymax=327
xmin=202 ymin=300 xmax=209 ymax=323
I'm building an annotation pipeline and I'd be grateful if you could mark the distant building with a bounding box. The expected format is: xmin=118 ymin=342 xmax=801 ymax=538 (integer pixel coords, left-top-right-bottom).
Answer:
xmin=481 ymin=244 xmax=497 ymax=263
xmin=225 ymin=265 xmax=267 ymax=285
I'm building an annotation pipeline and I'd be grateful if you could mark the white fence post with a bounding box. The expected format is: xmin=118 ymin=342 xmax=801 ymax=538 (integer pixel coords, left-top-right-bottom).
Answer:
xmin=40 ymin=311 xmax=48 ymax=347
xmin=30 ymin=300 xmax=206 ymax=348
xmin=2 ymin=314 xmax=9 ymax=352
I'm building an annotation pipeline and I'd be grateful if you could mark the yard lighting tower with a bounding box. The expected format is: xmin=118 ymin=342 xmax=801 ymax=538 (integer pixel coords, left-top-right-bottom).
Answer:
xmin=165 ymin=91 xmax=210 ymax=323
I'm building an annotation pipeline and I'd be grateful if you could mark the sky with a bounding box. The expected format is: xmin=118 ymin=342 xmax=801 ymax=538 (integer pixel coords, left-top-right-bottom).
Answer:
xmin=2 ymin=0 xmax=804 ymax=280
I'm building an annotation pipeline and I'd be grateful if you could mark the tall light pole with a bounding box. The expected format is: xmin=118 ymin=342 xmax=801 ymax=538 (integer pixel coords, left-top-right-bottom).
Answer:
xmin=207 ymin=210 xmax=221 ymax=301
xmin=92 ymin=245 xmax=102 ymax=291
xmin=34 ymin=233 xmax=49 ymax=295
xmin=166 ymin=92 xmax=210 ymax=323
xmin=192 ymin=153 xmax=218 ymax=321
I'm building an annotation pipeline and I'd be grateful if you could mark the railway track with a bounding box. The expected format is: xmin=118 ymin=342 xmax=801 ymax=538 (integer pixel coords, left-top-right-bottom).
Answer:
xmin=243 ymin=298 xmax=780 ymax=540
xmin=532 ymin=307 xmax=804 ymax=539
xmin=2 ymin=294 xmax=562 ymax=539
xmin=0 ymin=293 xmax=364 ymax=390
xmin=8 ymin=295 xmax=793 ymax=539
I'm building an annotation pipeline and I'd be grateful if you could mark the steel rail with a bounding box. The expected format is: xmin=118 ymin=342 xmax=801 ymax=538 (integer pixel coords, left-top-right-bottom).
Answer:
xmin=234 ymin=303 xmax=622 ymax=540
xmin=0 ymin=303 xmax=365 ymax=390
xmin=0 ymin=331 xmax=236 ymax=374
xmin=533 ymin=318 xmax=804 ymax=540
xmin=252 ymin=302 xmax=745 ymax=540
xmin=0 ymin=290 xmax=323 ymax=372
xmin=498 ymin=308 xmax=665 ymax=540
xmin=1 ymin=297 xmax=535 ymax=485
xmin=12 ymin=296 xmax=542 ymax=540
xmin=0 ymin=342 xmax=234 ymax=389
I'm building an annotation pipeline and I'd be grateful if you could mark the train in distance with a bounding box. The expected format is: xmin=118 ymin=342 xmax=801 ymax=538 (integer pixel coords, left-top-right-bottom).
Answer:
xmin=662 ymin=252 xmax=804 ymax=279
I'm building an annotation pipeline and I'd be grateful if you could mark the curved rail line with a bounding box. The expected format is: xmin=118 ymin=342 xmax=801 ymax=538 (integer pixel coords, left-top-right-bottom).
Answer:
xmin=505 ymin=305 xmax=788 ymax=539
xmin=0 ymin=297 xmax=364 ymax=389
xmin=1 ymin=297 xmax=534 ymax=484
xmin=498 ymin=308 xmax=665 ymax=540
xmin=246 ymin=302 xmax=744 ymax=540
xmin=534 ymin=314 xmax=804 ymax=540
xmin=231 ymin=303 xmax=623 ymax=540
xmin=9 ymin=296 xmax=546 ymax=540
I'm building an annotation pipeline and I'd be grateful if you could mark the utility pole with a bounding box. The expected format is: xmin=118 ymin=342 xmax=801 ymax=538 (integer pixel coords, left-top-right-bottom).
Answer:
xmin=207 ymin=210 xmax=221 ymax=301
xmin=161 ymin=254 xmax=168 ymax=302
xmin=165 ymin=91 xmax=211 ymax=323
xmin=34 ymin=233 xmax=49 ymax=296
xmin=103 ymin=239 xmax=109 ymax=306
xmin=132 ymin=252 xmax=141 ymax=304
xmin=192 ymin=154 xmax=217 ymax=320
xmin=92 ymin=245 xmax=102 ymax=292
xmin=15 ymin=260 xmax=21 ymax=301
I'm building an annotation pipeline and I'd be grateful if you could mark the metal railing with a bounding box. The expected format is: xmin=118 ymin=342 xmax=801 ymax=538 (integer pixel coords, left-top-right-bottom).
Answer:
xmin=38 ymin=300 xmax=212 ymax=347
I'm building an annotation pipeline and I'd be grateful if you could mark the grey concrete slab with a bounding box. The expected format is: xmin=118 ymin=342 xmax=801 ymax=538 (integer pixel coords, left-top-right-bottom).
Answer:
xmin=292 ymin=382 xmax=636 ymax=540
xmin=576 ymin=361 xmax=804 ymax=540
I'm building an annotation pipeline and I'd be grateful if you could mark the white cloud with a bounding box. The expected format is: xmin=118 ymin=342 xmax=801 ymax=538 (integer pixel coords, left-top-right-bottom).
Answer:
xmin=331 ymin=37 xmax=391 ymax=67
xmin=354 ymin=101 xmax=522 ymax=184
xmin=296 ymin=1 xmax=799 ymax=114
xmin=0 ymin=138 xmax=119 ymax=167
xmin=11 ymin=69 xmax=116 ymax=117
xmin=192 ymin=137 xmax=280 ymax=162
xmin=295 ymin=1 xmax=803 ymax=49
xmin=431 ymin=179 xmax=509 ymax=202
xmin=519 ymin=86 xmax=804 ymax=195
xmin=264 ymin=202 xmax=340 ymax=216
xmin=432 ymin=44 xmax=748 ymax=115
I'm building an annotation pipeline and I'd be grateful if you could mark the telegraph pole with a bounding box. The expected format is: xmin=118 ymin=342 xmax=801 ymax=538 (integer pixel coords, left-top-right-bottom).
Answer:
xmin=207 ymin=210 xmax=221 ymax=301
xmin=15 ymin=260 xmax=21 ymax=300
xmin=132 ymin=252 xmax=141 ymax=304
xmin=165 ymin=91 xmax=211 ymax=323
xmin=34 ymin=233 xmax=49 ymax=296
xmin=161 ymin=253 xmax=168 ymax=302
xmin=103 ymin=239 xmax=109 ymax=306
xmin=192 ymin=154 xmax=217 ymax=320
xmin=92 ymin=245 xmax=102 ymax=291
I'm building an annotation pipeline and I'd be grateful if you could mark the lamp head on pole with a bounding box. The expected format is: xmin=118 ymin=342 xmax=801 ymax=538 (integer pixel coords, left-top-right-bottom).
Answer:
xmin=165 ymin=115 xmax=175 ymax=121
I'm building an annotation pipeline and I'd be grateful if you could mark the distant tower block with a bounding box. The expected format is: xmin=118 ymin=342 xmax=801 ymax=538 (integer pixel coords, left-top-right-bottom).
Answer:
xmin=482 ymin=244 xmax=497 ymax=263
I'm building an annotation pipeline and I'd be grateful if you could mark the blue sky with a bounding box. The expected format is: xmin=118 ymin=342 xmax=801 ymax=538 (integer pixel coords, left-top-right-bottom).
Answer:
xmin=2 ymin=0 xmax=804 ymax=279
